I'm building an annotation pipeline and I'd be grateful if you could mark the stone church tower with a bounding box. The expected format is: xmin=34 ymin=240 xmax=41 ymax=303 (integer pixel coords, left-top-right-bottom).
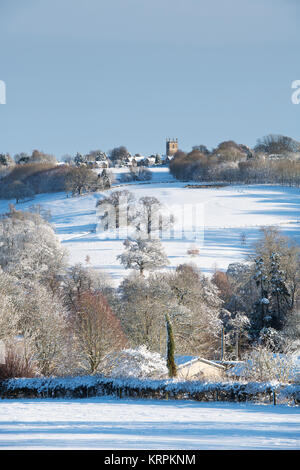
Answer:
xmin=166 ymin=138 xmax=178 ymax=157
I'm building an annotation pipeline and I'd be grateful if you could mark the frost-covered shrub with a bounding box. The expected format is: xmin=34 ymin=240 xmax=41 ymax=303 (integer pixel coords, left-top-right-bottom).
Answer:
xmin=102 ymin=345 xmax=168 ymax=379
xmin=119 ymin=167 xmax=152 ymax=183
xmin=240 ymin=347 xmax=296 ymax=383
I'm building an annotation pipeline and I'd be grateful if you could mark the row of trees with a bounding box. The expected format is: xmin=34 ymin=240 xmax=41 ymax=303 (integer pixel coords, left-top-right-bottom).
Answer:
xmin=0 ymin=149 xmax=57 ymax=167
xmin=0 ymin=164 xmax=112 ymax=202
xmin=169 ymin=135 xmax=300 ymax=185
xmin=0 ymin=145 xmax=156 ymax=172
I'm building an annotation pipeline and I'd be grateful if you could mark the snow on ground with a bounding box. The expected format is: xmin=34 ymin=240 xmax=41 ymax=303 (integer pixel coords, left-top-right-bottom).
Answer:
xmin=0 ymin=398 xmax=299 ymax=450
xmin=1 ymin=167 xmax=300 ymax=284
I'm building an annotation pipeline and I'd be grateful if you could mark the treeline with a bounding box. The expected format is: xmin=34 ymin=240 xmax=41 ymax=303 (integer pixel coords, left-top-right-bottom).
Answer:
xmin=0 ymin=145 xmax=155 ymax=202
xmin=0 ymin=161 xmax=111 ymax=202
xmin=169 ymin=135 xmax=300 ymax=185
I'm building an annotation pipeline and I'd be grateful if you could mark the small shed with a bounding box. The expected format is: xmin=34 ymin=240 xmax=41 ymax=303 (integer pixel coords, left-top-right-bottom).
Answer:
xmin=169 ymin=356 xmax=226 ymax=381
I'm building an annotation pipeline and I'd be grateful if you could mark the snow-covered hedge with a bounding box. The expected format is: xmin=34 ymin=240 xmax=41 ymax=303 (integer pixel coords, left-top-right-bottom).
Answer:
xmin=0 ymin=375 xmax=299 ymax=405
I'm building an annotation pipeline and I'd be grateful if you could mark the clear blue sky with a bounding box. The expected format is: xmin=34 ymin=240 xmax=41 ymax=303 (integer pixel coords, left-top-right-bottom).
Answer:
xmin=0 ymin=0 xmax=299 ymax=159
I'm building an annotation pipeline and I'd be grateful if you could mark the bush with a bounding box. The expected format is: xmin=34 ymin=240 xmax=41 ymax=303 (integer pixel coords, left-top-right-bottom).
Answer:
xmin=240 ymin=347 xmax=296 ymax=383
xmin=120 ymin=167 xmax=152 ymax=183
xmin=102 ymin=345 xmax=168 ymax=379
xmin=0 ymin=348 xmax=36 ymax=380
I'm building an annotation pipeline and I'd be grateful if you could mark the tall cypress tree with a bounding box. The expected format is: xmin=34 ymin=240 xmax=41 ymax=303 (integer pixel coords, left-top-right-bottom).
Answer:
xmin=252 ymin=257 xmax=270 ymax=331
xmin=165 ymin=313 xmax=177 ymax=378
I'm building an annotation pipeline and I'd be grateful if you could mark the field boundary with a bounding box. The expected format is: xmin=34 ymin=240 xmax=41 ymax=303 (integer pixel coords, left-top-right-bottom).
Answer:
xmin=1 ymin=375 xmax=299 ymax=405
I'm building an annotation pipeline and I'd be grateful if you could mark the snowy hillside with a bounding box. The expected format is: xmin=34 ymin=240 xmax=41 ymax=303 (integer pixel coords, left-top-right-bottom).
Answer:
xmin=1 ymin=167 xmax=300 ymax=284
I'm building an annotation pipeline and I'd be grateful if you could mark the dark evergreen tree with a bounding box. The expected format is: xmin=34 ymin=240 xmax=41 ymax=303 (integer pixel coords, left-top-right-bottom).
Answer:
xmin=269 ymin=252 xmax=291 ymax=329
xmin=252 ymin=257 xmax=270 ymax=331
xmin=165 ymin=313 xmax=177 ymax=378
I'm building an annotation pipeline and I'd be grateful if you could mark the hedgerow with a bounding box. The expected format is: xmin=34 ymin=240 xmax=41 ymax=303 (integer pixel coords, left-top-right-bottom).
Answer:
xmin=1 ymin=375 xmax=299 ymax=405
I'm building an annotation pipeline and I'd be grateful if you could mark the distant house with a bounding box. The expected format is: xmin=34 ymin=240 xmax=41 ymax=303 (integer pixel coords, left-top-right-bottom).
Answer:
xmin=161 ymin=155 xmax=173 ymax=165
xmin=142 ymin=156 xmax=156 ymax=167
xmin=164 ymin=356 xmax=226 ymax=381
xmin=95 ymin=160 xmax=109 ymax=168
xmin=130 ymin=158 xmax=138 ymax=167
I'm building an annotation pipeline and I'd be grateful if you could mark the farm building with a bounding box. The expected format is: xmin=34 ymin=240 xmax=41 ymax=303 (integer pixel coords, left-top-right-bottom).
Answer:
xmin=170 ymin=356 xmax=226 ymax=381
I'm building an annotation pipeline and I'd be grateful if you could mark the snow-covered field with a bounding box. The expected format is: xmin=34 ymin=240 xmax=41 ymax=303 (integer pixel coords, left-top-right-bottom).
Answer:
xmin=1 ymin=167 xmax=300 ymax=283
xmin=0 ymin=398 xmax=299 ymax=449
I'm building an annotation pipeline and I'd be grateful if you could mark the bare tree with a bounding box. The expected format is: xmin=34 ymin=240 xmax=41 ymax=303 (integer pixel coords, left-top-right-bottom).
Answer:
xmin=109 ymin=146 xmax=129 ymax=165
xmin=254 ymin=134 xmax=300 ymax=155
xmin=96 ymin=190 xmax=135 ymax=233
xmin=63 ymin=263 xmax=112 ymax=310
xmin=72 ymin=291 xmax=127 ymax=374
xmin=65 ymin=166 xmax=103 ymax=196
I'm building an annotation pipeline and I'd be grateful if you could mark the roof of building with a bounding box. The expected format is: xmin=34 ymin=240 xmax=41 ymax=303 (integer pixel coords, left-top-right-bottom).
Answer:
xmin=175 ymin=356 xmax=225 ymax=370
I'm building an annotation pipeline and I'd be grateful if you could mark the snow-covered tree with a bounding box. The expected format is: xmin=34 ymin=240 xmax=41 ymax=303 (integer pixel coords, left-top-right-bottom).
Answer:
xmin=0 ymin=272 xmax=72 ymax=376
xmin=167 ymin=264 xmax=223 ymax=357
xmin=117 ymin=272 xmax=171 ymax=353
xmin=269 ymin=252 xmax=291 ymax=329
xmin=252 ymin=257 xmax=270 ymax=331
xmin=0 ymin=153 xmax=14 ymax=168
xmin=100 ymin=169 xmax=111 ymax=189
xmin=63 ymin=263 xmax=111 ymax=309
xmin=251 ymin=253 xmax=292 ymax=334
xmin=227 ymin=312 xmax=250 ymax=360
xmin=117 ymin=265 xmax=224 ymax=358
xmin=117 ymin=236 xmax=169 ymax=276
xmin=133 ymin=196 xmax=161 ymax=238
xmin=258 ymin=327 xmax=287 ymax=352
xmin=102 ymin=345 xmax=168 ymax=379
xmin=74 ymin=152 xmax=86 ymax=166
xmin=0 ymin=269 xmax=19 ymax=341
xmin=253 ymin=227 xmax=300 ymax=308
xmin=16 ymin=282 xmax=70 ymax=376
xmin=0 ymin=210 xmax=67 ymax=290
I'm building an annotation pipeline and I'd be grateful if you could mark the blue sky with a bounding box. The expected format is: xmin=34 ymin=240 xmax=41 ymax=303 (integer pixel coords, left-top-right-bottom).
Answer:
xmin=0 ymin=0 xmax=299 ymax=158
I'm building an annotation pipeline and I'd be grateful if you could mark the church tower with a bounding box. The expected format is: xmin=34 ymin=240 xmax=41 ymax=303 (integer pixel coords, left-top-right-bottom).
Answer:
xmin=166 ymin=138 xmax=178 ymax=157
